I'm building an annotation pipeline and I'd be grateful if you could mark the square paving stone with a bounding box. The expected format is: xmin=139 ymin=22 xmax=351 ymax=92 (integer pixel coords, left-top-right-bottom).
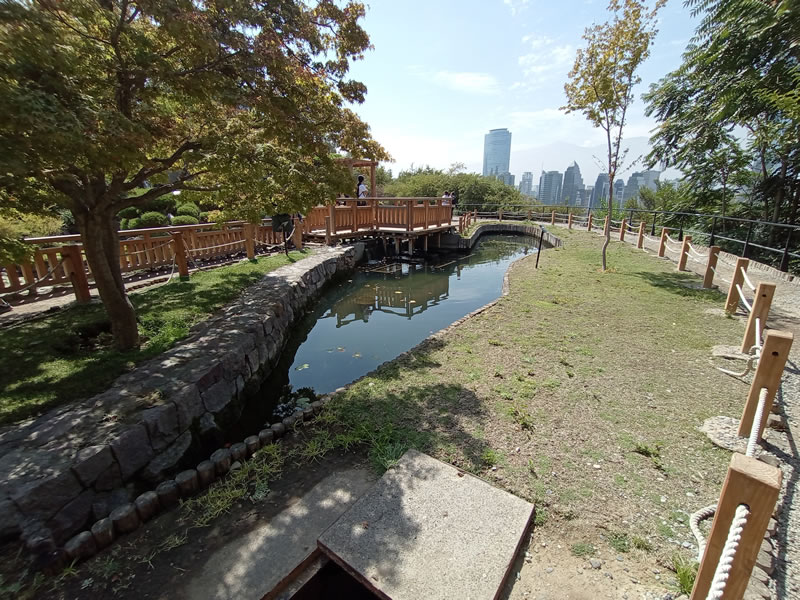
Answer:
xmin=318 ymin=450 xmax=534 ymax=600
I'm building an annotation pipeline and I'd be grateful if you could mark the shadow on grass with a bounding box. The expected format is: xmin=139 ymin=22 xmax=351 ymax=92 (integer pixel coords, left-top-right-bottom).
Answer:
xmin=632 ymin=271 xmax=726 ymax=302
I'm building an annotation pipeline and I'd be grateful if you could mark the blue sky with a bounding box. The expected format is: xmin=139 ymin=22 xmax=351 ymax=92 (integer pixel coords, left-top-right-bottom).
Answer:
xmin=347 ymin=0 xmax=696 ymax=184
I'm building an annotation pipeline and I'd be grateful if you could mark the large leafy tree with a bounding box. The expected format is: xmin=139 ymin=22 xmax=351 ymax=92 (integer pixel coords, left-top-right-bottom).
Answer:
xmin=562 ymin=0 xmax=663 ymax=270
xmin=0 ymin=0 xmax=388 ymax=349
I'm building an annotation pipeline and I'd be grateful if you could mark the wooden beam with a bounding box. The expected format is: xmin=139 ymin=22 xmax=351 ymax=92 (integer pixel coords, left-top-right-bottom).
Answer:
xmin=741 ymin=282 xmax=776 ymax=353
xmin=658 ymin=229 xmax=667 ymax=257
xmin=677 ymin=235 xmax=692 ymax=271
xmin=725 ymin=258 xmax=750 ymax=314
xmin=637 ymin=222 xmax=645 ymax=249
xmin=703 ymin=246 xmax=720 ymax=289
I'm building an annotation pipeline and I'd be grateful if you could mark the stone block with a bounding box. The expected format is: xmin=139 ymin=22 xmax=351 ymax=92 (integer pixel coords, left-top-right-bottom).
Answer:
xmin=244 ymin=436 xmax=260 ymax=456
xmin=292 ymin=410 xmax=305 ymax=424
xmin=64 ymin=531 xmax=97 ymax=562
xmin=258 ymin=429 xmax=274 ymax=446
xmin=211 ymin=448 xmax=232 ymax=476
xmin=755 ymin=549 xmax=775 ymax=575
xmin=156 ymin=480 xmax=180 ymax=508
xmin=230 ymin=442 xmax=247 ymax=462
xmin=172 ymin=386 xmax=205 ymax=431
xmin=94 ymin=462 xmax=123 ymax=492
xmin=766 ymin=414 xmax=785 ymax=431
xmin=195 ymin=361 xmax=224 ymax=392
xmin=201 ymin=378 xmax=237 ymax=414
xmin=302 ymin=407 xmax=314 ymax=421
xmin=22 ymin=521 xmax=56 ymax=556
xmin=197 ymin=461 xmax=215 ymax=489
xmin=12 ymin=469 xmax=84 ymax=523
xmin=110 ymin=424 xmax=154 ymax=481
xmin=47 ymin=489 xmax=95 ymax=544
xmin=311 ymin=400 xmax=324 ymax=414
xmin=0 ymin=499 xmax=22 ymax=542
xmin=135 ymin=491 xmax=160 ymax=522
xmin=90 ymin=518 xmax=114 ymax=549
xmin=270 ymin=422 xmax=286 ymax=439
xmin=72 ymin=445 xmax=114 ymax=488
xmin=175 ymin=470 xmax=199 ymax=497
xmin=141 ymin=404 xmax=180 ymax=452
xmin=141 ymin=430 xmax=193 ymax=484
xmin=282 ymin=415 xmax=297 ymax=429
xmin=110 ymin=503 xmax=139 ymax=534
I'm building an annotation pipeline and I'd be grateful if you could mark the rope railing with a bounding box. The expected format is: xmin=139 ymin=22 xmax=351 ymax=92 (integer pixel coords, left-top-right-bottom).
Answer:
xmin=707 ymin=504 xmax=751 ymax=600
xmin=740 ymin=267 xmax=756 ymax=292
xmin=691 ymin=504 xmax=718 ymax=561
xmin=186 ymin=239 xmax=246 ymax=254
xmin=120 ymin=238 xmax=174 ymax=257
xmin=745 ymin=387 xmax=769 ymax=458
xmin=0 ymin=257 xmax=67 ymax=298
xmin=736 ymin=284 xmax=753 ymax=313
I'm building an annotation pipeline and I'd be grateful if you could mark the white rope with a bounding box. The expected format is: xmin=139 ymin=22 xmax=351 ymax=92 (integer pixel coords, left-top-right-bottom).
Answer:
xmin=187 ymin=239 xmax=245 ymax=254
xmin=746 ymin=387 xmax=769 ymax=457
xmin=666 ymin=233 xmax=680 ymax=244
xmin=0 ymin=257 xmax=67 ymax=298
xmin=736 ymin=284 xmax=753 ymax=313
xmin=664 ymin=241 xmax=682 ymax=253
xmin=120 ymin=238 xmax=174 ymax=257
xmin=707 ymin=504 xmax=751 ymax=600
xmin=740 ymin=267 xmax=756 ymax=292
xmin=717 ymin=344 xmax=760 ymax=378
xmin=689 ymin=244 xmax=708 ymax=259
xmin=691 ymin=504 xmax=718 ymax=561
xmin=754 ymin=318 xmax=763 ymax=351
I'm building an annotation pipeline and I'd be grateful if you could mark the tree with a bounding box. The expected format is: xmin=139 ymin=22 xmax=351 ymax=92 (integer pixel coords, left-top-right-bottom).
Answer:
xmin=0 ymin=0 xmax=388 ymax=349
xmin=563 ymin=0 xmax=663 ymax=270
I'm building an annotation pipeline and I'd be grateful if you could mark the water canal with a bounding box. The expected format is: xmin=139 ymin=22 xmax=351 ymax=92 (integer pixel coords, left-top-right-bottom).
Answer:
xmin=243 ymin=234 xmax=538 ymax=427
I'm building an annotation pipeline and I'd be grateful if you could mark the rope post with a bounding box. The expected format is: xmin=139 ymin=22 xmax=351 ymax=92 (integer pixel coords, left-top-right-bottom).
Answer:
xmin=551 ymin=211 xmax=555 ymax=225
xmin=372 ymin=198 xmax=378 ymax=230
xmin=691 ymin=454 xmax=781 ymax=600
xmin=588 ymin=213 xmax=593 ymax=231
xmin=328 ymin=204 xmax=336 ymax=235
xmin=171 ymin=232 xmax=190 ymax=279
xmin=62 ymin=245 xmax=91 ymax=304
xmin=568 ymin=213 xmax=573 ymax=229
xmin=406 ymin=200 xmax=413 ymax=232
xmin=619 ymin=218 xmax=626 ymax=241
xmin=740 ymin=282 xmax=776 ymax=353
xmin=637 ymin=222 xmax=645 ymax=249
xmin=243 ymin=223 xmax=256 ymax=261
xmin=527 ymin=209 xmax=532 ymax=221
xmin=725 ymin=258 xmax=750 ymax=314
xmin=738 ymin=330 xmax=793 ymax=439
xmin=677 ymin=235 xmax=692 ymax=271
xmin=292 ymin=217 xmax=303 ymax=251
xmin=658 ymin=229 xmax=667 ymax=257
xmin=703 ymin=246 xmax=720 ymax=289
xmin=324 ymin=216 xmax=332 ymax=246
xmin=499 ymin=208 xmax=503 ymax=221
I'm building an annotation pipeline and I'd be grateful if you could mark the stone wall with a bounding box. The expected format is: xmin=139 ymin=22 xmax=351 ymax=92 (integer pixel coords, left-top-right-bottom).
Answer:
xmin=460 ymin=223 xmax=562 ymax=250
xmin=0 ymin=246 xmax=357 ymax=554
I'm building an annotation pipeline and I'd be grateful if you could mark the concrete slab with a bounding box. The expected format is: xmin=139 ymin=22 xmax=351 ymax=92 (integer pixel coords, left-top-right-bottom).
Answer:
xmin=318 ymin=450 xmax=534 ymax=600
xmin=185 ymin=467 xmax=376 ymax=600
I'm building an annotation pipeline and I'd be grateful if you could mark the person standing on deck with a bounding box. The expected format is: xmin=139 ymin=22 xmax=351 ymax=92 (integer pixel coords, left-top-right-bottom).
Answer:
xmin=357 ymin=174 xmax=368 ymax=206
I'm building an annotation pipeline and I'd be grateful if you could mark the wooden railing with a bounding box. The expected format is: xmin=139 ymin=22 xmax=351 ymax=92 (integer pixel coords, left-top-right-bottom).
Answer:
xmin=2 ymin=218 xmax=293 ymax=304
xmin=304 ymin=198 xmax=454 ymax=241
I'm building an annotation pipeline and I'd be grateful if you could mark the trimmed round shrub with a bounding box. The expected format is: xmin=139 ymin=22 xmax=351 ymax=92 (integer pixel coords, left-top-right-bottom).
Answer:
xmin=139 ymin=211 xmax=169 ymax=227
xmin=127 ymin=217 xmax=144 ymax=230
xmin=170 ymin=215 xmax=199 ymax=226
xmin=176 ymin=202 xmax=200 ymax=218
xmin=119 ymin=218 xmax=129 ymax=230
xmin=199 ymin=211 xmax=209 ymax=223
xmin=118 ymin=206 xmax=139 ymax=219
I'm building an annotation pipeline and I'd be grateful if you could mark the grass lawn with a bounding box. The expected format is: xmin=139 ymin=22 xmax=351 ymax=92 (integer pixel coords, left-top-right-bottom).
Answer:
xmin=0 ymin=250 xmax=309 ymax=425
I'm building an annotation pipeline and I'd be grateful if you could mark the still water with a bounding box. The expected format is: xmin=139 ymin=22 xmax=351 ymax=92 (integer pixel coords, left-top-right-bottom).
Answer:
xmin=260 ymin=234 xmax=537 ymax=405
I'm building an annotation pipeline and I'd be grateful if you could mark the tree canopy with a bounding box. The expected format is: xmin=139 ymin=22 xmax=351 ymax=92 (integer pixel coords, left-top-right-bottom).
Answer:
xmin=0 ymin=0 xmax=388 ymax=348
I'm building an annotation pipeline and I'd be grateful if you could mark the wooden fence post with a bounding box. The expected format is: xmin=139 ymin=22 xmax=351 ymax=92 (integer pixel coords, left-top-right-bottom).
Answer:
xmin=677 ymin=235 xmax=692 ymax=271
xmin=498 ymin=208 xmax=503 ymax=221
xmin=551 ymin=211 xmax=555 ymax=225
xmin=738 ymin=330 xmax=793 ymax=439
xmin=725 ymin=257 xmax=750 ymax=314
xmin=637 ymin=222 xmax=645 ymax=249
xmin=658 ymin=229 xmax=667 ymax=257
xmin=527 ymin=209 xmax=532 ymax=221
xmin=568 ymin=213 xmax=573 ymax=229
xmin=619 ymin=218 xmax=626 ymax=241
xmin=406 ymin=200 xmax=413 ymax=232
xmin=171 ymin=231 xmax=190 ymax=279
xmin=244 ymin=223 xmax=256 ymax=261
xmin=372 ymin=198 xmax=378 ymax=230
xmin=587 ymin=213 xmax=593 ymax=232
xmin=328 ymin=204 xmax=337 ymax=235
xmin=292 ymin=217 xmax=303 ymax=251
xmin=690 ymin=453 xmax=781 ymax=600
xmin=741 ymin=282 xmax=776 ymax=353
xmin=703 ymin=246 xmax=720 ymax=289
xmin=324 ymin=216 xmax=332 ymax=246
xmin=62 ymin=245 xmax=91 ymax=304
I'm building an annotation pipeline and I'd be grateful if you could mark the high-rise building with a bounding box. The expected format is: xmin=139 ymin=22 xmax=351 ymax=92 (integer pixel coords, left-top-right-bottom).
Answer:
xmin=613 ymin=178 xmax=626 ymax=207
xmin=532 ymin=184 xmax=539 ymax=198
xmin=623 ymin=173 xmax=646 ymax=207
xmin=641 ymin=169 xmax=661 ymax=191
xmin=499 ymin=172 xmax=515 ymax=187
xmin=482 ymin=128 xmax=512 ymax=177
xmin=590 ymin=174 xmax=609 ymax=210
xmin=561 ymin=162 xmax=584 ymax=206
xmin=519 ymin=171 xmax=534 ymax=196
xmin=538 ymin=171 xmax=563 ymax=205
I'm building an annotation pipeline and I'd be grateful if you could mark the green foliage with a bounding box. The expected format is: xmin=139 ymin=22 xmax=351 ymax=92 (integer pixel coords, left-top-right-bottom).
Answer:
xmin=170 ymin=215 xmax=199 ymax=226
xmin=607 ymin=531 xmax=631 ymax=553
xmin=176 ymin=202 xmax=201 ymax=218
xmin=139 ymin=211 xmax=169 ymax=228
xmin=672 ymin=554 xmax=698 ymax=596
xmin=127 ymin=217 xmax=143 ymax=230
xmin=0 ymin=209 xmax=64 ymax=263
xmin=119 ymin=218 xmax=129 ymax=230
xmin=571 ymin=542 xmax=595 ymax=557
xmin=118 ymin=206 xmax=139 ymax=219
xmin=199 ymin=211 xmax=209 ymax=223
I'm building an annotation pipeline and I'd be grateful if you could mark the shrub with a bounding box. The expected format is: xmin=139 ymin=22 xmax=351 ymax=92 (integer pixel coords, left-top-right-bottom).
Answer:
xmin=118 ymin=206 xmax=139 ymax=219
xmin=176 ymin=202 xmax=200 ymax=218
xmin=119 ymin=218 xmax=129 ymax=230
xmin=205 ymin=209 xmax=223 ymax=224
xmin=143 ymin=195 xmax=177 ymax=214
xmin=138 ymin=211 xmax=169 ymax=227
xmin=127 ymin=217 xmax=143 ymax=230
xmin=171 ymin=215 xmax=199 ymax=226
xmin=199 ymin=211 xmax=209 ymax=223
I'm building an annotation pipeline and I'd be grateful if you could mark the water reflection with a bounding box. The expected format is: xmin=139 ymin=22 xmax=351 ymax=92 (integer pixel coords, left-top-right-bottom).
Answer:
xmin=256 ymin=235 xmax=536 ymax=412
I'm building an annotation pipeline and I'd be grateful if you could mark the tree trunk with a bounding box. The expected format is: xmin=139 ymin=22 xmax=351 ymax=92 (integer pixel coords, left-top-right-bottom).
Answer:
xmin=74 ymin=208 xmax=140 ymax=350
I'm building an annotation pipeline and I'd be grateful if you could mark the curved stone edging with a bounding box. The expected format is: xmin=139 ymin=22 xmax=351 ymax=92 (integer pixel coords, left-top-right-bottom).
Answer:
xmin=0 ymin=246 xmax=358 ymax=556
xmin=461 ymin=222 xmax=562 ymax=251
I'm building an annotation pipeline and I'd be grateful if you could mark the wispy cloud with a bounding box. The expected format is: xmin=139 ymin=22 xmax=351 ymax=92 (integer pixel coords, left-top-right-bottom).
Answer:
xmin=503 ymin=0 xmax=530 ymax=16
xmin=411 ymin=68 xmax=501 ymax=95
xmin=513 ymin=35 xmax=574 ymax=91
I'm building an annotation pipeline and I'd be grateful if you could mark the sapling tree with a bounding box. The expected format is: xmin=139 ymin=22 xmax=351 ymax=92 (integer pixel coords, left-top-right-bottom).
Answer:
xmin=562 ymin=0 xmax=663 ymax=270
xmin=0 ymin=0 xmax=388 ymax=349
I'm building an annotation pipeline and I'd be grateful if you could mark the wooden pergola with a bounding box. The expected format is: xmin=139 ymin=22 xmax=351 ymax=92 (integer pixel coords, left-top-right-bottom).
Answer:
xmin=335 ymin=158 xmax=378 ymax=197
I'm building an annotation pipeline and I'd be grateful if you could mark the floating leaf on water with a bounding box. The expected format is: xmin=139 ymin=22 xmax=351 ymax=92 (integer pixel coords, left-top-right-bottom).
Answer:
xmin=353 ymin=352 xmax=362 ymax=358
xmin=395 ymin=291 xmax=402 ymax=294
xmin=337 ymin=346 xmax=346 ymax=352
xmin=295 ymin=363 xmax=310 ymax=371
xmin=410 ymin=300 xmax=416 ymax=304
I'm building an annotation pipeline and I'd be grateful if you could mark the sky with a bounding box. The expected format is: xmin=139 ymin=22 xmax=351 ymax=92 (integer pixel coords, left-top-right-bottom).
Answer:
xmin=347 ymin=0 xmax=697 ymax=185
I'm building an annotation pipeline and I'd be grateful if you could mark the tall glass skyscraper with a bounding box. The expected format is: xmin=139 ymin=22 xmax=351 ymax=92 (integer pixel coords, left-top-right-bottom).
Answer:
xmin=482 ymin=128 xmax=512 ymax=177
